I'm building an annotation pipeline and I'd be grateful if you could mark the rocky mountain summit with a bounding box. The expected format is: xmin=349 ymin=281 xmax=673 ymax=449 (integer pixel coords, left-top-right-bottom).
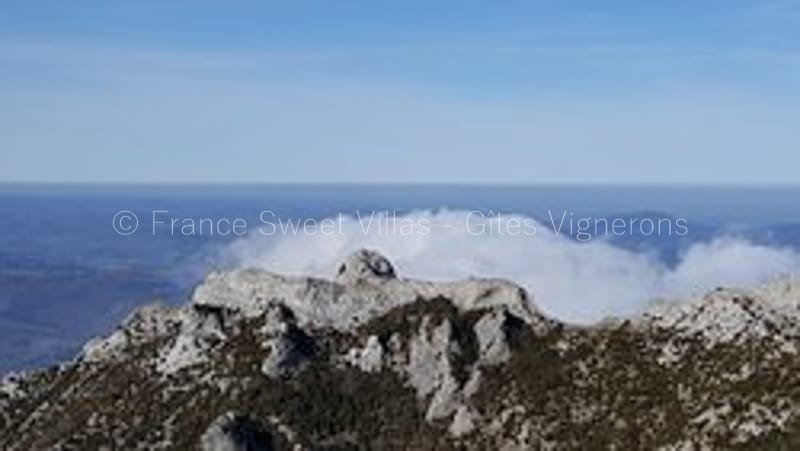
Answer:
xmin=2 ymin=250 xmax=800 ymax=450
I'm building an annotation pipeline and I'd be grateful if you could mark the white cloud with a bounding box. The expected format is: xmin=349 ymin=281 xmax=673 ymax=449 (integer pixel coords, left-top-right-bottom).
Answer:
xmin=224 ymin=210 xmax=800 ymax=323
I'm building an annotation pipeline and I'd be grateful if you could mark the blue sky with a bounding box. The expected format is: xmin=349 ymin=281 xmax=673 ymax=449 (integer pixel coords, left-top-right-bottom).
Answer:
xmin=1 ymin=1 xmax=799 ymax=184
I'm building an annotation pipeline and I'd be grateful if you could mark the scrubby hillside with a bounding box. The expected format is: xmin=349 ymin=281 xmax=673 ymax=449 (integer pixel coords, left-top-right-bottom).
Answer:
xmin=2 ymin=250 xmax=800 ymax=450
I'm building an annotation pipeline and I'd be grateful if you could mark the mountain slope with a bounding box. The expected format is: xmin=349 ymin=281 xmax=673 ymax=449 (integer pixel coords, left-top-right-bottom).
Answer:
xmin=2 ymin=250 xmax=800 ymax=450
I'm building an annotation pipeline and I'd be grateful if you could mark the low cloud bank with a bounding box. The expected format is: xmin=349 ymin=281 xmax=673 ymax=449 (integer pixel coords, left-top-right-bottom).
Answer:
xmin=224 ymin=210 xmax=800 ymax=323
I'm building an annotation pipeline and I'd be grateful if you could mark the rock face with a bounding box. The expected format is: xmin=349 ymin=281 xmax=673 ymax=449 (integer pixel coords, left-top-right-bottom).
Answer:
xmin=200 ymin=412 xmax=272 ymax=451
xmin=2 ymin=250 xmax=800 ymax=449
